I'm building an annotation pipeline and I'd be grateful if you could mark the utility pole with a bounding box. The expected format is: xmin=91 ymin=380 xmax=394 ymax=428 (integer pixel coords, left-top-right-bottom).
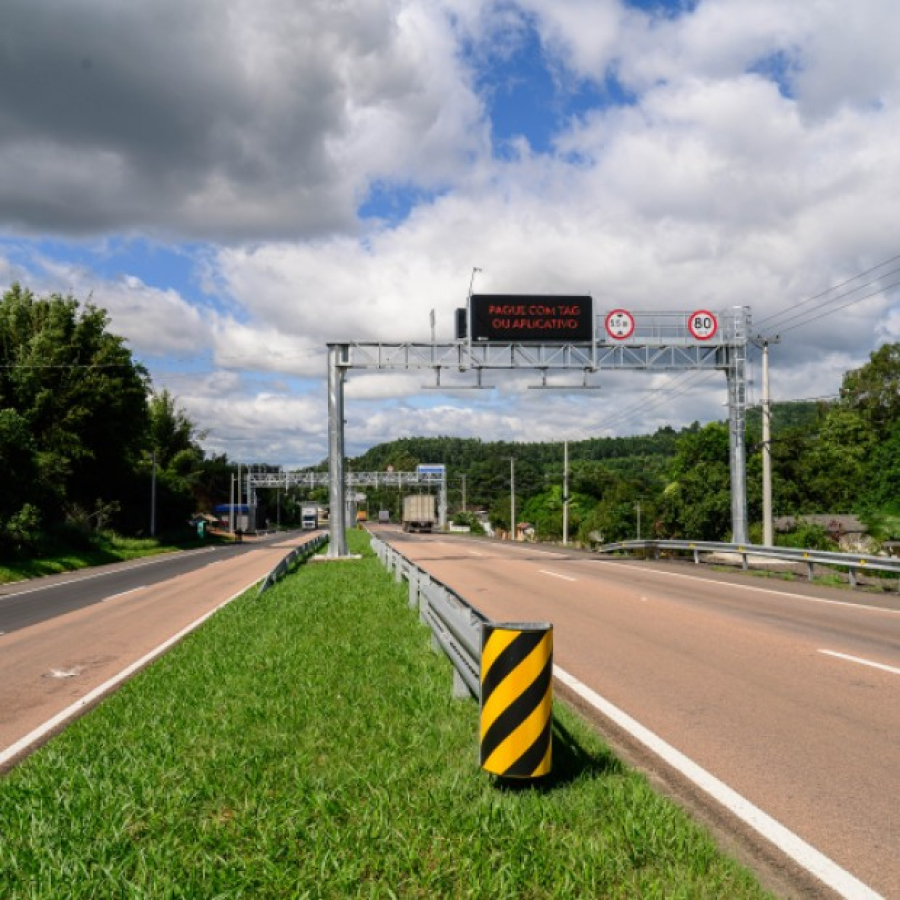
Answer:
xmin=635 ymin=500 xmax=642 ymax=540
xmin=563 ymin=441 xmax=569 ymax=546
xmin=150 ymin=450 xmax=157 ymax=537
xmin=229 ymin=472 xmax=235 ymax=532
xmin=760 ymin=337 xmax=780 ymax=545
xmin=505 ymin=457 xmax=516 ymax=541
xmin=461 ymin=473 xmax=467 ymax=514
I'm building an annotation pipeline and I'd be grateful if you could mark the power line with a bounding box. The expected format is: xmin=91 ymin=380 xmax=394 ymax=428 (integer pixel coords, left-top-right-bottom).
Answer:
xmin=755 ymin=252 xmax=900 ymax=336
xmin=592 ymin=368 xmax=720 ymax=432
xmin=774 ymin=278 xmax=900 ymax=336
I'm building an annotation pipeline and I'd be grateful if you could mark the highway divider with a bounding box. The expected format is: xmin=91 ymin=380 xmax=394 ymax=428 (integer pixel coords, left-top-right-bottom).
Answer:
xmin=371 ymin=532 xmax=486 ymax=699
xmin=369 ymin=532 xmax=555 ymax=780
xmin=257 ymin=533 xmax=328 ymax=595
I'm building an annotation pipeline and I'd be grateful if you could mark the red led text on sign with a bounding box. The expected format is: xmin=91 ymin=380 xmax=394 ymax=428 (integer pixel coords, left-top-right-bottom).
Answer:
xmin=471 ymin=295 xmax=593 ymax=342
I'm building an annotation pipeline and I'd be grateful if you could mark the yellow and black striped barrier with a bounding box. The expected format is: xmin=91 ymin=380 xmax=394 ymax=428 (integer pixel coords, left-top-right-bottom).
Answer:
xmin=479 ymin=622 xmax=553 ymax=779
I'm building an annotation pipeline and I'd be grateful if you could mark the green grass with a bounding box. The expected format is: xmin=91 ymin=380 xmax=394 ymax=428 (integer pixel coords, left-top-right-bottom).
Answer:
xmin=0 ymin=531 xmax=225 ymax=584
xmin=0 ymin=530 xmax=771 ymax=899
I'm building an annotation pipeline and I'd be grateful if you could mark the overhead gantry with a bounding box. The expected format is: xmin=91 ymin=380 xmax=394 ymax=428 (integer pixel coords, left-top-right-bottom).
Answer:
xmin=327 ymin=303 xmax=751 ymax=557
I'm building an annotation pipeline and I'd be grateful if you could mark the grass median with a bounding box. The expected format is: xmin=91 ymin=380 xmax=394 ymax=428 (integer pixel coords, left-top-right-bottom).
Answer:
xmin=0 ymin=530 xmax=771 ymax=899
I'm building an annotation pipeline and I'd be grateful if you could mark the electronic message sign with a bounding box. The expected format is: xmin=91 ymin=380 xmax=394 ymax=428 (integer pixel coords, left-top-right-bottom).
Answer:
xmin=470 ymin=295 xmax=593 ymax=342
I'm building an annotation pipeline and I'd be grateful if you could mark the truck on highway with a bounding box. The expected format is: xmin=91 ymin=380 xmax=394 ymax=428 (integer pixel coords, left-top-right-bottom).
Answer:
xmin=402 ymin=495 xmax=436 ymax=533
xmin=301 ymin=505 xmax=319 ymax=530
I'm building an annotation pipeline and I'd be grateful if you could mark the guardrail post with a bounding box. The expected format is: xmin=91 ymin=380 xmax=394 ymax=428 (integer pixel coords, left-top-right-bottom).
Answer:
xmin=418 ymin=573 xmax=431 ymax=625
xmin=408 ymin=567 xmax=419 ymax=609
xmin=452 ymin=669 xmax=470 ymax=700
xmin=849 ymin=567 xmax=858 ymax=588
xmin=480 ymin=622 xmax=553 ymax=780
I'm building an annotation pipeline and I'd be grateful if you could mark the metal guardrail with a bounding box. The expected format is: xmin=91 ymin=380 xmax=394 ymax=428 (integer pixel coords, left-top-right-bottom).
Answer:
xmin=257 ymin=533 xmax=329 ymax=595
xmin=596 ymin=539 xmax=900 ymax=589
xmin=370 ymin=533 xmax=487 ymax=699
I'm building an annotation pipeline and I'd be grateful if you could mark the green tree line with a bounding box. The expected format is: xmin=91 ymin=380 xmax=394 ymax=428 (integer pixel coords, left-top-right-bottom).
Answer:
xmin=0 ymin=284 xmax=243 ymax=557
xmin=5 ymin=282 xmax=899 ymax=558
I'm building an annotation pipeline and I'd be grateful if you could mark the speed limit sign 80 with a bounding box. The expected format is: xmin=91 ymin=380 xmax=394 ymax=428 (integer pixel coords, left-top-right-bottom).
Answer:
xmin=688 ymin=310 xmax=718 ymax=341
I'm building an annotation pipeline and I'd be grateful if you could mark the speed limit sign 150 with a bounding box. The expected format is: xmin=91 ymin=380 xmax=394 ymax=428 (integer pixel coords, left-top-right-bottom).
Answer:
xmin=688 ymin=310 xmax=718 ymax=340
xmin=605 ymin=309 xmax=635 ymax=340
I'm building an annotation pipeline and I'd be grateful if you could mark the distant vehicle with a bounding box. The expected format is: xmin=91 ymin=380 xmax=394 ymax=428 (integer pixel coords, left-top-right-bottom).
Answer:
xmin=402 ymin=495 xmax=436 ymax=533
xmin=301 ymin=505 xmax=319 ymax=530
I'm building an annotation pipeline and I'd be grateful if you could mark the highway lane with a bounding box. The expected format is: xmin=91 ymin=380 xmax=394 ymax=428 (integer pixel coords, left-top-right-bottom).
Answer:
xmin=382 ymin=528 xmax=900 ymax=900
xmin=0 ymin=532 xmax=316 ymax=769
xmin=0 ymin=535 xmax=288 ymax=633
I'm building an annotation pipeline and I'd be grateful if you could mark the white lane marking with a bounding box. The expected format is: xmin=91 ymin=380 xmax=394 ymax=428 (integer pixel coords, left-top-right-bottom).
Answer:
xmin=0 ymin=547 xmax=220 ymax=600
xmin=555 ymin=665 xmax=883 ymax=900
xmin=595 ymin=559 xmax=900 ymax=615
xmin=819 ymin=649 xmax=900 ymax=676
xmin=540 ymin=569 xmax=577 ymax=582
xmin=102 ymin=586 xmax=147 ymax=602
xmin=468 ymin=549 xmax=486 ymax=556
xmin=0 ymin=578 xmax=260 ymax=770
xmin=48 ymin=667 xmax=83 ymax=679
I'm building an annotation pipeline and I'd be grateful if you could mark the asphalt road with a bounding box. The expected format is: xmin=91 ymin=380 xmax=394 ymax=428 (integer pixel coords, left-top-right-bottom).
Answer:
xmin=0 ymin=532 xmax=315 ymax=768
xmin=0 ymin=544 xmax=252 ymax=633
xmin=381 ymin=528 xmax=900 ymax=900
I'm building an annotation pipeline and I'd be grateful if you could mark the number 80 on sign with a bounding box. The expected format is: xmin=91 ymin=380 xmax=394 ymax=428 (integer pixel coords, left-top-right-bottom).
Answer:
xmin=688 ymin=310 xmax=718 ymax=341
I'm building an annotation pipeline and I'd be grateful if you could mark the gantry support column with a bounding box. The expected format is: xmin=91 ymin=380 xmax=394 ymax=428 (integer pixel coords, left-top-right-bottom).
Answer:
xmin=327 ymin=344 xmax=349 ymax=557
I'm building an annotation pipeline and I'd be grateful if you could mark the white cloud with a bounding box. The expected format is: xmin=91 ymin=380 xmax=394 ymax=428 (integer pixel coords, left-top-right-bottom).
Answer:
xmin=4 ymin=0 xmax=900 ymax=468
xmin=0 ymin=0 xmax=485 ymax=240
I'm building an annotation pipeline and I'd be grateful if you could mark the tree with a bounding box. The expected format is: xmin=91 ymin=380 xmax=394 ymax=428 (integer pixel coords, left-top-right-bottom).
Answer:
xmin=840 ymin=342 xmax=900 ymax=439
xmin=660 ymin=422 xmax=733 ymax=540
xmin=0 ymin=284 xmax=149 ymax=547
xmin=148 ymin=389 xmax=204 ymax=469
xmin=800 ymin=405 xmax=875 ymax=512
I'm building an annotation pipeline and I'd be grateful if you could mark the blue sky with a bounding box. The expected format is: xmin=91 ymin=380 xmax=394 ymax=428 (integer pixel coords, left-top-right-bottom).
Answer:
xmin=2 ymin=0 xmax=899 ymax=467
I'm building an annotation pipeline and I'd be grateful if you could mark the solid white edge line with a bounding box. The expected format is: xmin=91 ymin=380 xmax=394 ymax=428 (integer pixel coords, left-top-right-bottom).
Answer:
xmin=554 ymin=665 xmax=884 ymax=900
xmin=596 ymin=559 xmax=900 ymax=615
xmin=0 ymin=579 xmax=260 ymax=769
xmin=819 ymin=649 xmax=900 ymax=676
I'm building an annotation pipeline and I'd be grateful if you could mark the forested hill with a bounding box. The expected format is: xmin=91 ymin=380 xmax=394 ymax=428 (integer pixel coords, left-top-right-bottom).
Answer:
xmin=347 ymin=428 xmax=683 ymax=473
xmin=347 ymin=400 xmax=826 ymax=475
xmin=336 ymin=394 xmax=894 ymax=547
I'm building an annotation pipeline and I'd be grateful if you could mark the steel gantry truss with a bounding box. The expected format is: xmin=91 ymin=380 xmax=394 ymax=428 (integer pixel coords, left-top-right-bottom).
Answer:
xmin=327 ymin=308 xmax=751 ymax=556
xmin=244 ymin=469 xmax=448 ymax=529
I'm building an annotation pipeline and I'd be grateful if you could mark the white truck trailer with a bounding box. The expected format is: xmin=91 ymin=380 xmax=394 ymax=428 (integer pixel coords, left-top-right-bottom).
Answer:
xmin=301 ymin=505 xmax=319 ymax=530
xmin=402 ymin=495 xmax=436 ymax=533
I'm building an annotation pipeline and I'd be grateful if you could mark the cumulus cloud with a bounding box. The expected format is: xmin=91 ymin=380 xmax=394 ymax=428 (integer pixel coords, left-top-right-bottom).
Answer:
xmin=3 ymin=0 xmax=900 ymax=467
xmin=0 ymin=0 xmax=485 ymax=241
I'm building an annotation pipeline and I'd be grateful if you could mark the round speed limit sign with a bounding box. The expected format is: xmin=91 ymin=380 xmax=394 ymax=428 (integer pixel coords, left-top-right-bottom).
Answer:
xmin=688 ymin=310 xmax=718 ymax=341
xmin=605 ymin=309 xmax=635 ymax=340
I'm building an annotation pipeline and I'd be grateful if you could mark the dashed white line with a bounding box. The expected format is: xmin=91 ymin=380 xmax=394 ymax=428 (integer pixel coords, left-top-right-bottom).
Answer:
xmin=540 ymin=569 xmax=577 ymax=582
xmin=819 ymin=649 xmax=900 ymax=676
xmin=102 ymin=586 xmax=147 ymax=602
xmin=555 ymin=665 xmax=883 ymax=900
